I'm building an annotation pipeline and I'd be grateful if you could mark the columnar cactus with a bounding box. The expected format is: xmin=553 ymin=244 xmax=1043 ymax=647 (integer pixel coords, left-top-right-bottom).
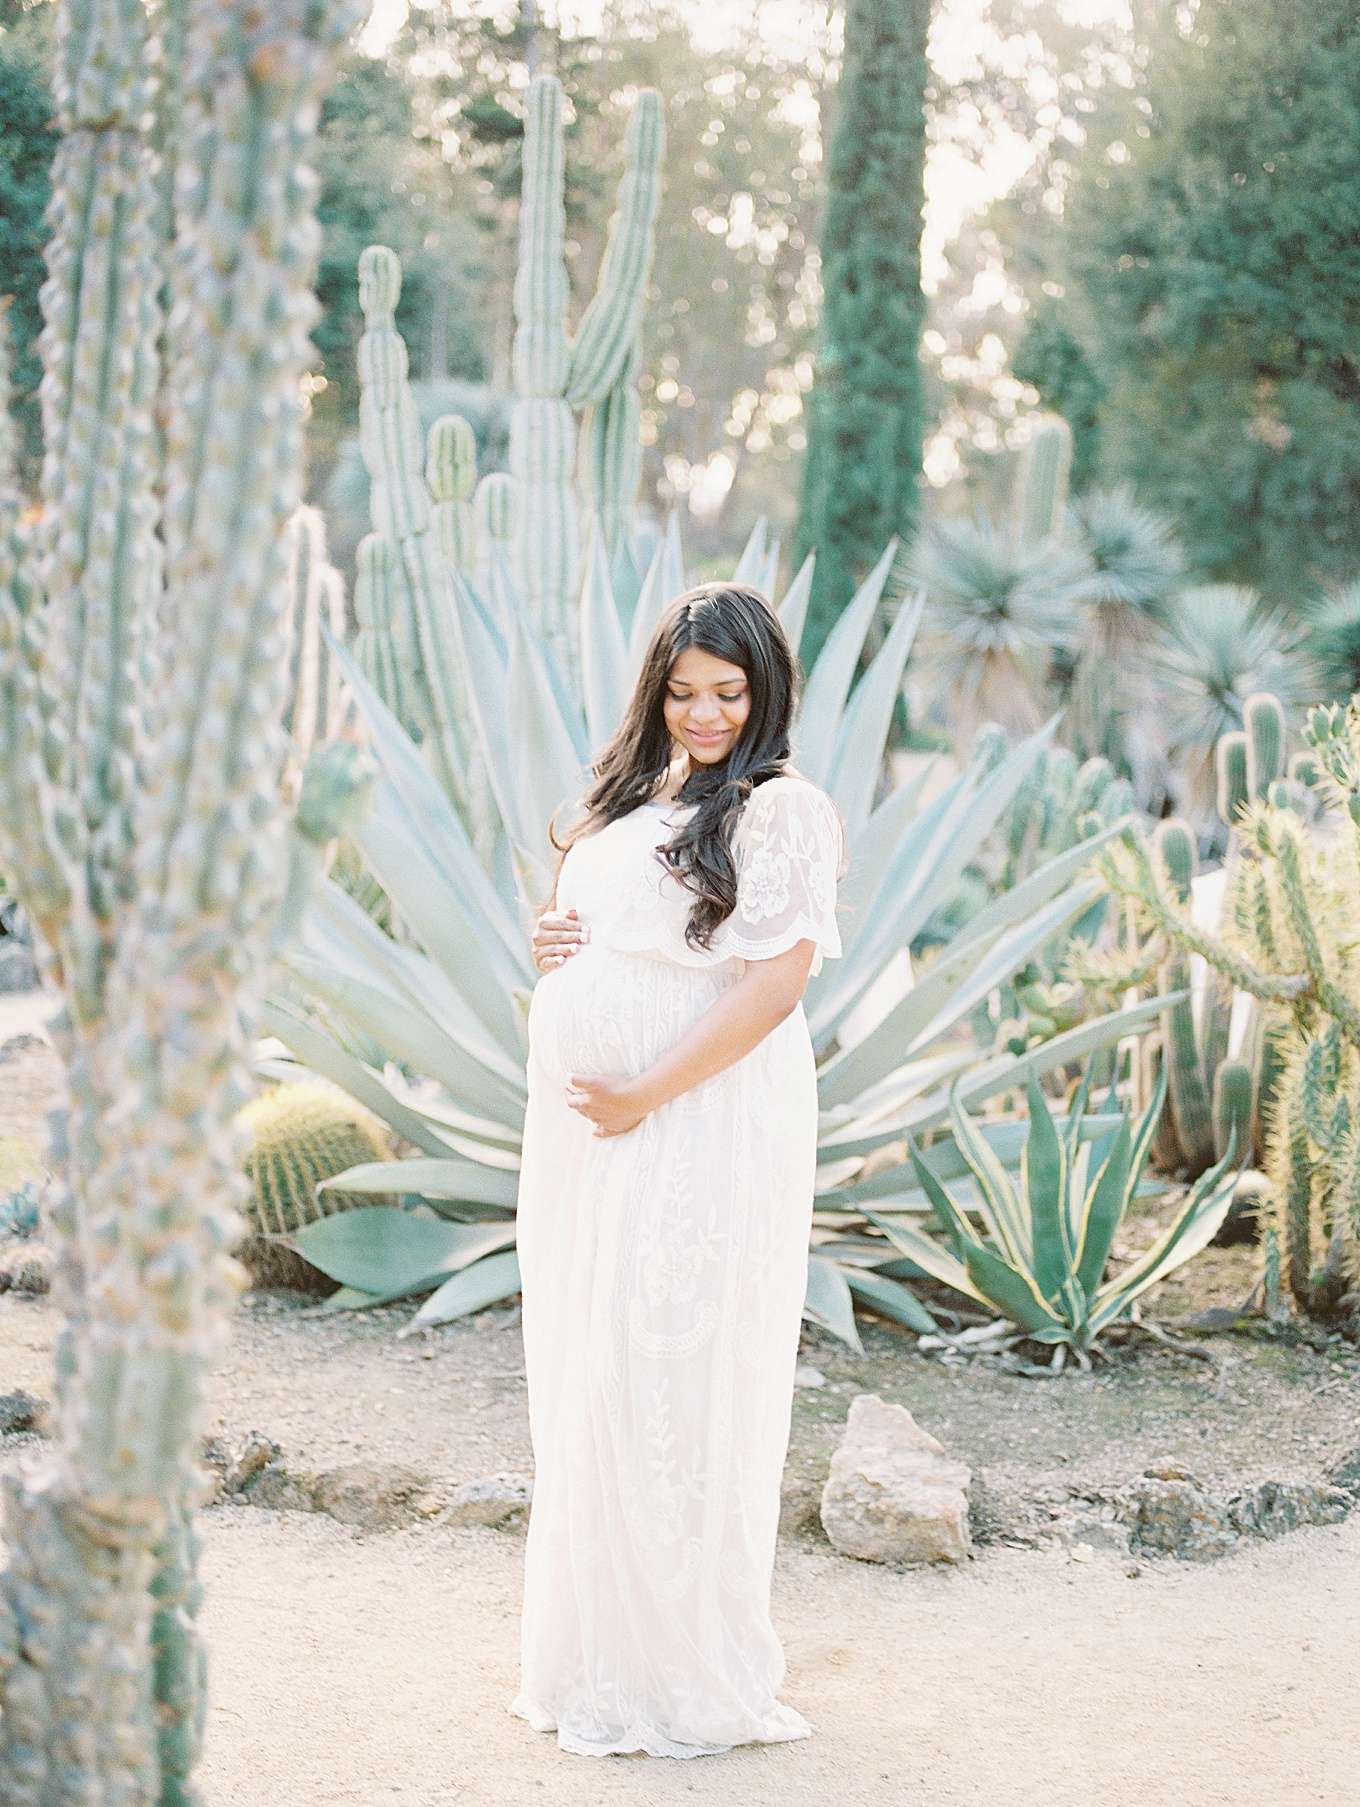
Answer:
xmin=427 ymin=412 xmax=478 ymax=577
xmin=355 ymin=246 xmax=472 ymax=803
xmin=509 ymin=73 xmax=663 ymax=685
xmin=474 ymin=468 xmax=518 ymax=630
xmin=1012 ymin=412 xmax=1074 ymax=548
xmin=0 ymin=0 xmax=367 ymax=1796
xmin=352 ymin=529 xmax=414 ymax=724
xmin=1097 ymin=694 xmax=1360 ymax=1334
xmin=281 ymin=503 xmax=354 ymax=796
xmin=1149 ymin=817 xmax=1252 ymax=1174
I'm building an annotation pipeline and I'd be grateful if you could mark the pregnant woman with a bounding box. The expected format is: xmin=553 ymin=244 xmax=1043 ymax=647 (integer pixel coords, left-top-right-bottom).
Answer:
xmin=509 ymin=582 xmax=848 ymax=1760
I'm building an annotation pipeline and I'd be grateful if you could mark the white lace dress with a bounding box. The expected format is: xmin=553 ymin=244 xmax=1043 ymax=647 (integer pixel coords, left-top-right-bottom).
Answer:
xmin=510 ymin=774 xmax=848 ymax=1759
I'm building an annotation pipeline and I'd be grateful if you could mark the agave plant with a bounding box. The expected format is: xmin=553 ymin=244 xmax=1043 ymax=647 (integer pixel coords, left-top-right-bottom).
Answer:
xmin=860 ymin=1061 xmax=1241 ymax=1372
xmin=260 ymin=516 xmax=1179 ymax=1347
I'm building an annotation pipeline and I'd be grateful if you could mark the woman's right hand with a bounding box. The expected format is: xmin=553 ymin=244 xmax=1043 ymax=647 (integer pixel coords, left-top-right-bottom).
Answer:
xmin=532 ymin=906 xmax=590 ymax=973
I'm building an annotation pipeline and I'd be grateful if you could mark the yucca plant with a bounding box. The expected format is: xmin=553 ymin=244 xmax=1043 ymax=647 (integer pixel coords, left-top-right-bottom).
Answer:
xmin=1304 ymin=579 xmax=1360 ymax=706
xmin=860 ymin=1061 xmax=1240 ymax=1372
xmin=1063 ymin=484 xmax=1185 ymax=786
xmin=1149 ymin=584 xmax=1316 ymax=826
xmin=904 ymin=512 xmax=1092 ymax=742
xmin=905 ymin=415 xmax=1097 ymax=747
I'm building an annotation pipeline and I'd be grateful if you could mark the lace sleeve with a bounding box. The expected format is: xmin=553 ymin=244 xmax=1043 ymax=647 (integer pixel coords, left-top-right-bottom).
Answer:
xmin=713 ymin=778 xmax=848 ymax=975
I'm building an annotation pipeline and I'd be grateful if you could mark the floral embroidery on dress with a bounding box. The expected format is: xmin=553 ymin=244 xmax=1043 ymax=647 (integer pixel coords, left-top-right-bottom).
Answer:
xmin=713 ymin=776 xmax=847 ymax=975
xmin=737 ymin=843 xmax=793 ymax=921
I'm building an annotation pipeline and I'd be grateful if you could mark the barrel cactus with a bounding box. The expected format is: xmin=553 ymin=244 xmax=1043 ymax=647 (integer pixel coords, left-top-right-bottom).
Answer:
xmin=237 ymin=1081 xmax=394 ymax=1293
xmin=0 ymin=0 xmax=367 ymax=1794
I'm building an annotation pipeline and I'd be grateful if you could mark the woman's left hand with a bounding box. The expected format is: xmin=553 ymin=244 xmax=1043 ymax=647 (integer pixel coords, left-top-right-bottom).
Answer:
xmin=565 ymin=1073 xmax=651 ymax=1138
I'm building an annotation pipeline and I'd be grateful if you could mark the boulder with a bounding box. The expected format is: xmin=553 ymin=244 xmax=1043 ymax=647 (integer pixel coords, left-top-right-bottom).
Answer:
xmin=0 ymin=1390 xmax=47 ymax=1437
xmin=1121 ymin=1473 xmax=1238 ymax=1561
xmin=0 ymin=1240 xmax=54 ymax=1295
xmin=445 ymin=1470 xmax=533 ymax=1529
xmin=1227 ymin=1479 xmax=1351 ymax=1538
xmin=310 ymin=1462 xmax=439 ymax=1531
xmin=820 ymin=1393 xmax=972 ymax=1565
xmin=1325 ymin=1445 xmax=1360 ymax=1502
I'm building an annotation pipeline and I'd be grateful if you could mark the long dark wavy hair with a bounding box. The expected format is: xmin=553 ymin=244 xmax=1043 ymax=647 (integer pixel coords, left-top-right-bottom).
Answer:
xmin=546 ymin=583 xmax=802 ymax=950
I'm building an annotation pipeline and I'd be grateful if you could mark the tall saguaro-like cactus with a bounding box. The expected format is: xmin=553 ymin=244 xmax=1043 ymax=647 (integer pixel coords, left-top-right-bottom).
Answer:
xmin=510 ymin=72 xmax=663 ymax=686
xmin=0 ymin=1 xmax=366 ymax=1798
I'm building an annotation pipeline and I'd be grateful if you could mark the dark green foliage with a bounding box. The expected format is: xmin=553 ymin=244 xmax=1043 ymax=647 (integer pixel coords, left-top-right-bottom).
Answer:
xmin=1062 ymin=0 xmax=1360 ymax=599
xmin=0 ymin=3 xmax=57 ymax=478
xmin=313 ymin=52 xmax=485 ymax=431
xmin=795 ymin=0 xmax=929 ymax=668
xmin=1011 ymin=294 xmax=1104 ymax=491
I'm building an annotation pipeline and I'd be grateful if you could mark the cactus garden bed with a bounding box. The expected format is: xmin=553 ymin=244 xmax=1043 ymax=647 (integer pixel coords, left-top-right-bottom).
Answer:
xmin=3 ymin=997 xmax=1359 ymax=1552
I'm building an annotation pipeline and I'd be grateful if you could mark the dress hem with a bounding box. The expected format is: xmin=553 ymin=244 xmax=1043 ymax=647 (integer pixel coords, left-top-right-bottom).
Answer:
xmin=508 ymin=1691 xmax=812 ymax=1759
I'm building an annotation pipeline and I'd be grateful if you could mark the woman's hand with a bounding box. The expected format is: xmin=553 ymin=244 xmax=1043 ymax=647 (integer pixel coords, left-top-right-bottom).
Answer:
xmin=565 ymin=1072 xmax=651 ymax=1138
xmin=532 ymin=906 xmax=589 ymax=973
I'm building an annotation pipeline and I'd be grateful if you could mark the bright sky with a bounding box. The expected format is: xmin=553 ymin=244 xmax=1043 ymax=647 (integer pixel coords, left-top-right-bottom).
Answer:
xmin=355 ymin=0 xmax=1128 ymax=495
xmin=358 ymin=0 xmax=1128 ymax=263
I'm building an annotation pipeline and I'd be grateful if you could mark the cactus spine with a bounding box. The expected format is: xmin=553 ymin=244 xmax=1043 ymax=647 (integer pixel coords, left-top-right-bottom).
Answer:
xmin=509 ymin=73 xmax=663 ymax=686
xmin=0 ymin=0 xmax=367 ymax=1795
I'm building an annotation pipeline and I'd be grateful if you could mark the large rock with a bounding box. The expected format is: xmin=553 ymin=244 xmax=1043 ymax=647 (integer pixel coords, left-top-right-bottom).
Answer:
xmin=1326 ymin=1446 xmax=1360 ymax=1501
xmin=1227 ymin=1479 xmax=1351 ymax=1539
xmin=445 ymin=1470 xmax=533 ymax=1529
xmin=1121 ymin=1472 xmax=1238 ymax=1561
xmin=0 ymin=1390 xmax=47 ymax=1437
xmin=820 ymin=1393 xmax=972 ymax=1565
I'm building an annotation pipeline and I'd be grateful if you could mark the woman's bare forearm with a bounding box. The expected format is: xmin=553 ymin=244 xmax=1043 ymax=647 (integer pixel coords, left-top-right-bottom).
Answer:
xmin=630 ymin=960 xmax=809 ymax=1114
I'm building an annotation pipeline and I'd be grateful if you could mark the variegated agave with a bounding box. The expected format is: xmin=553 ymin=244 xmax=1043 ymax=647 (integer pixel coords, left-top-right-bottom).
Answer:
xmin=862 ymin=1060 xmax=1240 ymax=1371
xmin=260 ymin=510 xmax=1177 ymax=1347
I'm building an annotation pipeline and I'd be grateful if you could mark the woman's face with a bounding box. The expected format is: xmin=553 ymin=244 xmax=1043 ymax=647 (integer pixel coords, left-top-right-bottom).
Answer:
xmin=662 ymin=645 xmax=751 ymax=766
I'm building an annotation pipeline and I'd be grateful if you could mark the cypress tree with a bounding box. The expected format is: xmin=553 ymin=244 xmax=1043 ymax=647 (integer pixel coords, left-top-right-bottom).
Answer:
xmin=795 ymin=0 xmax=930 ymax=668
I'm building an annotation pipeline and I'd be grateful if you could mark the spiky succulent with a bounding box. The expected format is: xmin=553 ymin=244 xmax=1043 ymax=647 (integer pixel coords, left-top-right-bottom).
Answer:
xmin=1150 ymin=585 xmax=1316 ymax=822
xmin=1066 ymin=485 xmax=1185 ymax=630
xmin=1303 ymin=580 xmax=1360 ymax=707
xmin=905 ymin=513 xmax=1092 ymax=739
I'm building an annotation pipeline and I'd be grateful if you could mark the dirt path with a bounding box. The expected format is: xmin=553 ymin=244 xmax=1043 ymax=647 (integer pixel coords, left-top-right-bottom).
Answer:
xmin=194 ymin=1504 xmax=1356 ymax=1807
xmin=4 ymin=984 xmax=1359 ymax=1801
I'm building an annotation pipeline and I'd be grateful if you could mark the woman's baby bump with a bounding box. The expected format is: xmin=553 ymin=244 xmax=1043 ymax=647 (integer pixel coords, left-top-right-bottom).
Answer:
xmin=529 ymin=940 xmax=737 ymax=1087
